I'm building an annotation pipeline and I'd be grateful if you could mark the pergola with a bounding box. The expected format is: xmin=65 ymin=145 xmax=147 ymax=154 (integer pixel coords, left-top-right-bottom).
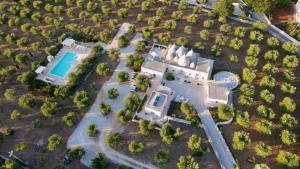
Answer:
xmin=62 ymin=38 xmax=75 ymax=47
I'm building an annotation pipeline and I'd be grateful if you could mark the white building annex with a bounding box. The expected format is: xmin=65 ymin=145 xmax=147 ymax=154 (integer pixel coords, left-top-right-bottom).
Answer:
xmin=142 ymin=44 xmax=214 ymax=80
xmin=139 ymin=44 xmax=235 ymax=123
xmin=144 ymin=85 xmax=175 ymax=118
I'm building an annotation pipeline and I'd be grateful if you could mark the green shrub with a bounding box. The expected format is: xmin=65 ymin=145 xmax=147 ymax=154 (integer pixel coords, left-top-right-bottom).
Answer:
xmin=264 ymin=50 xmax=279 ymax=62
xmin=68 ymin=147 xmax=85 ymax=160
xmin=232 ymin=131 xmax=251 ymax=150
xmin=47 ymin=134 xmax=62 ymax=151
xmin=220 ymin=24 xmax=231 ymax=34
xmin=40 ymin=100 xmax=57 ymax=117
xmin=240 ymin=83 xmax=255 ymax=96
xmin=242 ymin=68 xmax=256 ymax=83
xmin=234 ymin=26 xmax=246 ymax=38
xmin=267 ymin=37 xmax=279 ymax=48
xmin=62 ymin=112 xmax=76 ymax=128
xmin=108 ymin=48 xmax=120 ymax=61
xmin=215 ymin=35 xmax=228 ymax=46
xmin=283 ymin=55 xmax=299 ymax=68
xmin=280 ymin=97 xmax=296 ymax=113
xmin=10 ymin=110 xmax=22 ymax=120
xmin=87 ymin=124 xmax=99 ymax=137
xmin=203 ymin=19 xmax=214 ymax=28
xmin=135 ymin=40 xmax=146 ymax=52
xmin=199 ymin=30 xmax=209 ymax=41
xmin=280 ymin=129 xmax=297 ymax=146
xmin=238 ymin=95 xmax=253 ymax=106
xmin=247 ymin=44 xmax=261 ymax=57
xmin=282 ymin=42 xmax=298 ymax=54
xmin=177 ymin=155 xmax=199 ymax=169
xmin=257 ymin=105 xmax=275 ymax=119
xmin=187 ymin=135 xmax=203 ymax=155
xmin=142 ymin=27 xmax=154 ymax=39
xmin=107 ymin=88 xmax=119 ymax=99
xmin=255 ymin=119 xmax=273 ymax=135
xmin=73 ymin=91 xmax=91 ymax=109
xmin=154 ymin=150 xmax=170 ymax=164
xmin=259 ymin=76 xmax=275 ymax=89
xmin=280 ymin=82 xmax=296 ymax=94
xmin=118 ymin=35 xmax=129 ymax=48
xmin=106 ymin=132 xmax=121 ymax=148
xmin=4 ymin=88 xmax=16 ymax=100
xmin=280 ymin=114 xmax=298 ymax=128
xmin=32 ymin=119 xmax=43 ymax=129
xmin=18 ymin=95 xmax=36 ymax=109
xmin=116 ymin=109 xmax=132 ymax=124
xmin=253 ymin=21 xmax=267 ymax=31
xmin=259 ymin=90 xmax=275 ymax=104
xmin=91 ymin=153 xmax=108 ymax=169
xmin=99 ymin=102 xmax=111 ymax=116
xmin=124 ymin=93 xmax=141 ymax=111
xmin=158 ymin=32 xmax=171 ymax=44
xmin=139 ymin=119 xmax=155 ymax=137
xmin=117 ymin=71 xmax=129 ymax=83
xmin=276 ymin=151 xmax=299 ymax=168
xmin=236 ymin=111 xmax=250 ymax=128
xmin=15 ymin=142 xmax=27 ymax=151
xmin=249 ymin=31 xmax=264 ymax=42
xmin=171 ymin=11 xmax=183 ymax=21
xmin=217 ymin=104 xmax=235 ymax=121
xmin=128 ymin=141 xmax=144 ymax=154
xmin=166 ymin=73 xmax=175 ymax=81
xmin=96 ymin=63 xmax=111 ymax=76
xmin=255 ymin=142 xmax=272 ymax=157
xmin=229 ymin=38 xmax=243 ymax=50
xmin=176 ymin=37 xmax=188 ymax=46
xmin=160 ymin=123 xmax=181 ymax=144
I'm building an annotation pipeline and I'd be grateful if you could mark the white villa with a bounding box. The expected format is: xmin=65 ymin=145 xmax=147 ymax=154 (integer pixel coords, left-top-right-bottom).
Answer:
xmin=35 ymin=38 xmax=91 ymax=86
xmin=138 ymin=43 xmax=235 ymax=123
xmin=142 ymin=44 xmax=214 ymax=80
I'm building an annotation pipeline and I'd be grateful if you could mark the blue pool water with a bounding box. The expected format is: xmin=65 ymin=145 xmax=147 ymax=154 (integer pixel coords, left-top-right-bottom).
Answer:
xmin=50 ymin=52 xmax=78 ymax=78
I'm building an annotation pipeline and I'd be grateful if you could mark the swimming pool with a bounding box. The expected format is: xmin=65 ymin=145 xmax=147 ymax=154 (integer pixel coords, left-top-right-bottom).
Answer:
xmin=50 ymin=52 xmax=78 ymax=78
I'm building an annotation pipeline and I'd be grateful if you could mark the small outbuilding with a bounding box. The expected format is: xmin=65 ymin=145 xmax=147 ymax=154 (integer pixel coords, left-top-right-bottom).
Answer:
xmin=141 ymin=60 xmax=167 ymax=77
xmin=62 ymin=38 xmax=75 ymax=47
xmin=207 ymin=84 xmax=230 ymax=105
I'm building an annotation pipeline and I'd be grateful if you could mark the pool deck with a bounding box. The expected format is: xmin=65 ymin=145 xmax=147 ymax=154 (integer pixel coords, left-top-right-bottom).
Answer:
xmin=36 ymin=45 xmax=91 ymax=86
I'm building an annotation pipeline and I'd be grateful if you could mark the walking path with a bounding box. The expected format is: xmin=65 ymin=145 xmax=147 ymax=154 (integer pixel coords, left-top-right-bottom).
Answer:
xmin=68 ymin=23 xmax=156 ymax=169
xmin=165 ymin=79 xmax=236 ymax=169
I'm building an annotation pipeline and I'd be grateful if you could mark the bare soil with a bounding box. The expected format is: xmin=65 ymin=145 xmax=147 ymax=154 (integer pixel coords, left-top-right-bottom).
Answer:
xmin=115 ymin=121 xmax=220 ymax=169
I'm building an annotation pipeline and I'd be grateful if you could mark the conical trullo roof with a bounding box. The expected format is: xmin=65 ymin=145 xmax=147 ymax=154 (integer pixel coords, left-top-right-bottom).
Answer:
xmin=166 ymin=52 xmax=175 ymax=60
xmin=173 ymin=56 xmax=179 ymax=62
xmin=166 ymin=44 xmax=177 ymax=60
xmin=186 ymin=49 xmax=196 ymax=57
xmin=190 ymin=62 xmax=196 ymax=68
xmin=176 ymin=46 xmax=186 ymax=57
xmin=178 ymin=55 xmax=190 ymax=67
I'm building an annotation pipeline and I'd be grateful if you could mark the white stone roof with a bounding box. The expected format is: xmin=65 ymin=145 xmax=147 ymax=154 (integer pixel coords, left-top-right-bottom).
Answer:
xmin=190 ymin=62 xmax=196 ymax=68
xmin=35 ymin=66 xmax=45 ymax=74
xmin=142 ymin=60 xmax=167 ymax=74
xmin=178 ymin=55 xmax=190 ymax=67
xmin=176 ymin=46 xmax=186 ymax=57
xmin=62 ymin=38 xmax=75 ymax=47
xmin=208 ymin=84 xmax=229 ymax=101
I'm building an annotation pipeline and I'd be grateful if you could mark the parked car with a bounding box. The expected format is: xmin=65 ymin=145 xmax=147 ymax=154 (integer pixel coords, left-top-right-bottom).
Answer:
xmin=63 ymin=150 xmax=72 ymax=165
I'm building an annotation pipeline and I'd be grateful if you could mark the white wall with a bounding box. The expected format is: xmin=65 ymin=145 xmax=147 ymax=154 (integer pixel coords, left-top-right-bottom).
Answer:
xmin=141 ymin=67 xmax=165 ymax=77
xmin=166 ymin=64 xmax=209 ymax=80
